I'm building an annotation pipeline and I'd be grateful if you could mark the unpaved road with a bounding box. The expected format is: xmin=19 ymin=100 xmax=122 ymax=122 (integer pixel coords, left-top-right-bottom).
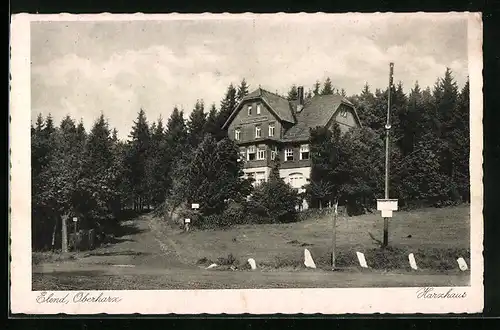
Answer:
xmin=33 ymin=214 xmax=470 ymax=290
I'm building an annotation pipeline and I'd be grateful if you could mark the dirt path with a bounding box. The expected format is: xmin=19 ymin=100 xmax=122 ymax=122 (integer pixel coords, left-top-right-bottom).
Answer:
xmin=34 ymin=213 xmax=196 ymax=274
xmin=33 ymin=212 xmax=471 ymax=290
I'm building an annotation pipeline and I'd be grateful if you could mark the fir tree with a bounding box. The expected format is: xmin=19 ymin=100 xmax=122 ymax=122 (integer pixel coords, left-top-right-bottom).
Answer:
xmin=321 ymin=77 xmax=334 ymax=95
xmin=187 ymin=100 xmax=207 ymax=148
xmin=313 ymin=80 xmax=321 ymax=96
xmin=216 ymin=83 xmax=237 ymax=140
xmin=204 ymin=103 xmax=220 ymax=137
xmin=287 ymin=85 xmax=299 ymax=100
xmin=236 ymin=78 xmax=249 ymax=102
xmin=126 ymin=109 xmax=151 ymax=211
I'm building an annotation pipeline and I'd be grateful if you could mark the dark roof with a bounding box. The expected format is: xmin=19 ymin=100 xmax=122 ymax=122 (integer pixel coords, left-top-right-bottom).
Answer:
xmin=223 ymin=88 xmax=295 ymax=129
xmin=257 ymin=89 xmax=295 ymax=123
xmin=223 ymin=88 xmax=361 ymax=141
xmin=281 ymin=94 xmax=358 ymax=141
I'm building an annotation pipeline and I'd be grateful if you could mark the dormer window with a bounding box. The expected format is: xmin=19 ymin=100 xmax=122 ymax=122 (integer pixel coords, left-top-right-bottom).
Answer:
xmin=234 ymin=128 xmax=241 ymax=141
xmin=256 ymin=104 xmax=261 ymax=115
xmin=268 ymin=123 xmax=275 ymax=137
xmin=255 ymin=125 xmax=261 ymax=138
xmin=300 ymin=144 xmax=310 ymax=160
xmin=248 ymin=105 xmax=252 ymax=116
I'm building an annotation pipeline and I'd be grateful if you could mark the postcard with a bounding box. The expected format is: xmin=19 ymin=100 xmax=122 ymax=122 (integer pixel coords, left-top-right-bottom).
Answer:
xmin=10 ymin=12 xmax=483 ymax=314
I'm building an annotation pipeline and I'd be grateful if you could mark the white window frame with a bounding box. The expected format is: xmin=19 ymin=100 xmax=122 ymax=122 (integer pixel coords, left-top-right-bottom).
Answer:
xmin=271 ymin=147 xmax=278 ymax=160
xmin=299 ymin=144 xmax=310 ymax=160
xmin=247 ymin=145 xmax=256 ymax=161
xmin=256 ymin=104 xmax=261 ymax=115
xmin=248 ymin=105 xmax=252 ymax=116
xmin=340 ymin=108 xmax=348 ymax=118
xmin=285 ymin=148 xmax=294 ymax=161
xmin=255 ymin=126 xmax=261 ymax=138
xmin=257 ymin=147 xmax=266 ymax=160
xmin=239 ymin=149 xmax=246 ymax=162
xmin=234 ymin=128 xmax=241 ymax=141
xmin=268 ymin=123 xmax=275 ymax=137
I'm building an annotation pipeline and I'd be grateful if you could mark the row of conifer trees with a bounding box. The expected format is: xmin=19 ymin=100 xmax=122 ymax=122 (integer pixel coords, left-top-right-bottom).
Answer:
xmin=31 ymin=69 xmax=469 ymax=249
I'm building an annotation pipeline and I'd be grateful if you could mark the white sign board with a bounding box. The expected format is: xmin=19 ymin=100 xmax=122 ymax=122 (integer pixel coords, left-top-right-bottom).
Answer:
xmin=191 ymin=203 xmax=199 ymax=209
xmin=185 ymin=218 xmax=191 ymax=223
xmin=356 ymin=251 xmax=368 ymax=268
xmin=377 ymin=199 xmax=398 ymax=218
xmin=72 ymin=217 xmax=78 ymax=222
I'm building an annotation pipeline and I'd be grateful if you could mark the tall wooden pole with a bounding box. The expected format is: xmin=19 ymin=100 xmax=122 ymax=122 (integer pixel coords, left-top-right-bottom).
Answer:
xmin=332 ymin=200 xmax=338 ymax=270
xmin=383 ymin=62 xmax=394 ymax=248
xmin=61 ymin=214 xmax=68 ymax=253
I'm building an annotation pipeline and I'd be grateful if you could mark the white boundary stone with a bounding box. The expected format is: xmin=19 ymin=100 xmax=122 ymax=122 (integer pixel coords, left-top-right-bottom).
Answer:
xmin=457 ymin=257 xmax=468 ymax=271
xmin=304 ymin=249 xmax=316 ymax=268
xmin=247 ymin=258 xmax=257 ymax=270
xmin=206 ymin=263 xmax=218 ymax=269
xmin=408 ymin=253 xmax=418 ymax=270
xmin=356 ymin=251 xmax=368 ymax=268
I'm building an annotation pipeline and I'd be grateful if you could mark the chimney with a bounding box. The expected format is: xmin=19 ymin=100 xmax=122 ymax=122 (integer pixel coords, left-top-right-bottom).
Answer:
xmin=297 ymin=86 xmax=304 ymax=105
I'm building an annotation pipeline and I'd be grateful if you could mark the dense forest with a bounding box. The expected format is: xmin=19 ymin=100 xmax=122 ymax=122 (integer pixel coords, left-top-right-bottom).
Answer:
xmin=31 ymin=69 xmax=469 ymax=250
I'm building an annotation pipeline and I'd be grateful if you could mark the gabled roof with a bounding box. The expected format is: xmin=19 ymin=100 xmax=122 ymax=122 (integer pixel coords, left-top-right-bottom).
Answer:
xmin=222 ymin=88 xmax=295 ymax=129
xmin=281 ymin=94 xmax=361 ymax=142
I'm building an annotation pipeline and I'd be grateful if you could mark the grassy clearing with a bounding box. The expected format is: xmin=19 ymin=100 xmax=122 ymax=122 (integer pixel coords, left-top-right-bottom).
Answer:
xmin=159 ymin=205 xmax=470 ymax=272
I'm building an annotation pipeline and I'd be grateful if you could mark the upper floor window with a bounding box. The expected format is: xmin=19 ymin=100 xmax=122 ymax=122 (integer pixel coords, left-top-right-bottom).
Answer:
xmin=340 ymin=108 xmax=348 ymax=118
xmin=247 ymin=145 xmax=256 ymax=161
xmin=271 ymin=146 xmax=278 ymax=160
xmin=248 ymin=105 xmax=252 ymax=116
xmin=255 ymin=126 xmax=261 ymax=138
xmin=268 ymin=123 xmax=275 ymax=137
xmin=239 ymin=150 xmax=246 ymax=162
xmin=285 ymin=148 xmax=294 ymax=161
xmin=257 ymin=147 xmax=266 ymax=160
xmin=300 ymin=144 xmax=310 ymax=160
xmin=234 ymin=128 xmax=241 ymax=141
xmin=256 ymin=104 xmax=261 ymax=115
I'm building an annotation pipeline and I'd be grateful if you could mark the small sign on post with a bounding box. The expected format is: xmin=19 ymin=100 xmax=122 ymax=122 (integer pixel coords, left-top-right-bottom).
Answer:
xmin=191 ymin=203 xmax=199 ymax=209
xmin=376 ymin=199 xmax=398 ymax=217
xmin=184 ymin=218 xmax=191 ymax=232
xmin=73 ymin=217 xmax=78 ymax=222
xmin=377 ymin=199 xmax=398 ymax=247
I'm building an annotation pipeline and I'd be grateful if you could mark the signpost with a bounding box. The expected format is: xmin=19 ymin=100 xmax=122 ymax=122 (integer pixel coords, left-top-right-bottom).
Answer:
xmin=73 ymin=217 xmax=78 ymax=251
xmin=379 ymin=62 xmax=398 ymax=248
xmin=185 ymin=203 xmax=199 ymax=232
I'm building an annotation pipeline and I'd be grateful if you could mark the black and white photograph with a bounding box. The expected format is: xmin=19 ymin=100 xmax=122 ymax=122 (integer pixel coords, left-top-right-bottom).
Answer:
xmin=10 ymin=12 xmax=483 ymax=314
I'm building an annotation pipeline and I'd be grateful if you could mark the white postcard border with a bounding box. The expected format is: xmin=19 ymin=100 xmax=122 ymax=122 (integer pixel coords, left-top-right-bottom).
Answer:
xmin=10 ymin=12 xmax=483 ymax=314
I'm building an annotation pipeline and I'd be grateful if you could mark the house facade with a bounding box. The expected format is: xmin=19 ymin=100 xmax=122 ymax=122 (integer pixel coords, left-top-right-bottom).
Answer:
xmin=222 ymin=86 xmax=361 ymax=209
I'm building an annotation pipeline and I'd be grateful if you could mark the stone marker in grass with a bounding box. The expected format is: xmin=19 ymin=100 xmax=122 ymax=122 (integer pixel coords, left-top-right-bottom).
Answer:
xmin=457 ymin=257 xmax=468 ymax=271
xmin=248 ymin=258 xmax=257 ymax=270
xmin=206 ymin=263 xmax=218 ymax=269
xmin=304 ymin=249 xmax=316 ymax=269
xmin=356 ymin=251 xmax=368 ymax=268
xmin=408 ymin=253 xmax=418 ymax=270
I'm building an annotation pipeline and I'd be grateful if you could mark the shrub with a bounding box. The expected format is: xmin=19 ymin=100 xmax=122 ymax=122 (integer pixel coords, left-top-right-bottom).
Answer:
xmin=247 ymin=161 xmax=301 ymax=223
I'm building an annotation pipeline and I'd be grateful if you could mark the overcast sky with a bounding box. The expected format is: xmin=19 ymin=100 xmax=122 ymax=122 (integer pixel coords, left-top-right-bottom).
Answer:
xmin=31 ymin=14 xmax=469 ymax=140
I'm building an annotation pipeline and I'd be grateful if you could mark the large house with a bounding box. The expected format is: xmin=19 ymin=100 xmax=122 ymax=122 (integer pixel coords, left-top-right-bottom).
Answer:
xmin=222 ymin=86 xmax=362 ymax=209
